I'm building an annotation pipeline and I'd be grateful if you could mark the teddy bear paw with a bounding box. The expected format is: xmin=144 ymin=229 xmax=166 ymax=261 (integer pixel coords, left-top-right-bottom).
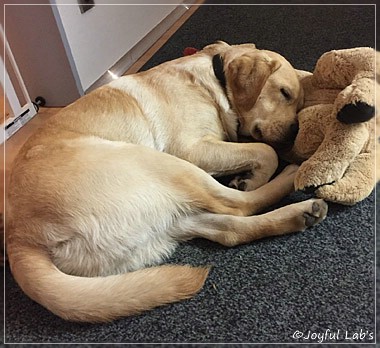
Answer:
xmin=315 ymin=178 xmax=373 ymax=205
xmin=337 ymin=101 xmax=375 ymax=124
xmin=315 ymin=184 xmax=347 ymax=204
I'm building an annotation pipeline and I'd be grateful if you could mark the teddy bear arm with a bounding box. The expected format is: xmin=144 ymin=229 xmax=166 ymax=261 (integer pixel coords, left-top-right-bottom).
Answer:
xmin=294 ymin=123 xmax=368 ymax=191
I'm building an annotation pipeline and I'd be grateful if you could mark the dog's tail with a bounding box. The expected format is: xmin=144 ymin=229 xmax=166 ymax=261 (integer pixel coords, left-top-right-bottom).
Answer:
xmin=7 ymin=242 xmax=209 ymax=322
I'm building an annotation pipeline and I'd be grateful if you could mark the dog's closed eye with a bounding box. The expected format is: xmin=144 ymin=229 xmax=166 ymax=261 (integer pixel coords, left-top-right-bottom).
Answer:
xmin=280 ymin=88 xmax=292 ymax=101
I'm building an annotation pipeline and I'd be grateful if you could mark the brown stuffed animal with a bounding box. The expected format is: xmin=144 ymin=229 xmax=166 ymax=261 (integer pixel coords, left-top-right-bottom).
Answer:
xmin=376 ymin=51 xmax=380 ymax=183
xmin=280 ymin=47 xmax=376 ymax=205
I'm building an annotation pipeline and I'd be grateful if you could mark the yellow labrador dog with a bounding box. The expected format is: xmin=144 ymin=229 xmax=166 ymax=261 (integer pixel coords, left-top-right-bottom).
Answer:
xmin=6 ymin=41 xmax=327 ymax=322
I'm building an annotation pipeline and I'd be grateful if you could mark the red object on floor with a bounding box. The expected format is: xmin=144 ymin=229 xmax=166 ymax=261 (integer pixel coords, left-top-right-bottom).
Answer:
xmin=183 ymin=47 xmax=199 ymax=56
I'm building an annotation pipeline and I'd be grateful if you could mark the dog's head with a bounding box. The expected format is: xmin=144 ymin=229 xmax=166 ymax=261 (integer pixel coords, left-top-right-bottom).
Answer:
xmin=204 ymin=42 xmax=304 ymax=147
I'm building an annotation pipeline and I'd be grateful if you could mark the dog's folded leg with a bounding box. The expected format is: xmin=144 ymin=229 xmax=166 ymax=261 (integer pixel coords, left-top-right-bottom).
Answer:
xmin=186 ymin=139 xmax=279 ymax=190
xmin=174 ymin=198 xmax=328 ymax=246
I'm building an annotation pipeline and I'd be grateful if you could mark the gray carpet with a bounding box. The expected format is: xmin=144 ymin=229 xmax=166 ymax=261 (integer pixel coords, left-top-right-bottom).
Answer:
xmin=3 ymin=2 xmax=377 ymax=344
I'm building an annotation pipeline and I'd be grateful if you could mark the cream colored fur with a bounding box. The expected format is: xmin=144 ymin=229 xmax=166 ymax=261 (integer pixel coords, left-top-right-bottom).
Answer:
xmin=6 ymin=42 xmax=328 ymax=322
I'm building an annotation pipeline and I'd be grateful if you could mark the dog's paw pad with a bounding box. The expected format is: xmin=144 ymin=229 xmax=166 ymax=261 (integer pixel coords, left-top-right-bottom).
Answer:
xmin=228 ymin=172 xmax=253 ymax=191
xmin=302 ymin=199 xmax=328 ymax=227
xmin=228 ymin=176 xmax=241 ymax=190
xmin=237 ymin=181 xmax=247 ymax=191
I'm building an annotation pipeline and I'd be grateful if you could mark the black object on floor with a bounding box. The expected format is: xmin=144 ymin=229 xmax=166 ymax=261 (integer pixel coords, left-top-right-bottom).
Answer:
xmin=4 ymin=3 xmax=376 ymax=344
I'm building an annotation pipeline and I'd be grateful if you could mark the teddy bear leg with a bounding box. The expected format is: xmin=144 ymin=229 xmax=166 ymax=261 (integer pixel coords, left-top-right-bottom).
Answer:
xmin=295 ymin=122 xmax=368 ymax=191
xmin=315 ymin=152 xmax=375 ymax=205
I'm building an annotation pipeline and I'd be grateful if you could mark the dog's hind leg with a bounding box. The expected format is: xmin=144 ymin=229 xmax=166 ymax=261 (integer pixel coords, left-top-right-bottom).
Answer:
xmin=172 ymin=198 xmax=328 ymax=246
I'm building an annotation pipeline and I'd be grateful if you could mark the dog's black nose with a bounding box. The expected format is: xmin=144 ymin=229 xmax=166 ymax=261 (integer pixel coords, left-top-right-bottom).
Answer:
xmin=252 ymin=124 xmax=263 ymax=140
xmin=288 ymin=122 xmax=299 ymax=141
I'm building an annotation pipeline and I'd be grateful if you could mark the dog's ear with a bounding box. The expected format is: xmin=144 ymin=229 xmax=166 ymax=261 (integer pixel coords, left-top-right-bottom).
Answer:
xmin=201 ymin=41 xmax=231 ymax=55
xmin=228 ymin=53 xmax=281 ymax=111
xmin=232 ymin=43 xmax=257 ymax=50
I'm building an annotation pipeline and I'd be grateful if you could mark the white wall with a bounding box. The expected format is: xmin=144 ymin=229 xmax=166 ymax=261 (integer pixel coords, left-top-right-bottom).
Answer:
xmin=52 ymin=0 xmax=180 ymax=91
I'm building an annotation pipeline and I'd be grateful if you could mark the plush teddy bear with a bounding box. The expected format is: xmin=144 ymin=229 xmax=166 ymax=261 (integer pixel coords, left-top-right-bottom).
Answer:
xmin=280 ymin=47 xmax=377 ymax=205
xmin=375 ymin=51 xmax=380 ymax=183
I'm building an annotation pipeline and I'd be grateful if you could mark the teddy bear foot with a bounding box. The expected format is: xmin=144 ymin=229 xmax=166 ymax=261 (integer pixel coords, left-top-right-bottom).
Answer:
xmin=315 ymin=181 xmax=372 ymax=205
xmin=294 ymin=157 xmax=347 ymax=193
xmin=301 ymin=181 xmax=335 ymax=194
xmin=337 ymin=101 xmax=375 ymax=124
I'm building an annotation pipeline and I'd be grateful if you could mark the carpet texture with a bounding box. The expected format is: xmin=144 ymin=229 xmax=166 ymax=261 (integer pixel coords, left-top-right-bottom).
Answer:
xmin=3 ymin=3 xmax=377 ymax=344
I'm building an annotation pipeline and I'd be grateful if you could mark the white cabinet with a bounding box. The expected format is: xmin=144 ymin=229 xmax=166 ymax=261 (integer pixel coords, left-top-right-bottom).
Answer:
xmin=1 ymin=1 xmax=192 ymax=142
xmin=2 ymin=2 xmax=190 ymax=106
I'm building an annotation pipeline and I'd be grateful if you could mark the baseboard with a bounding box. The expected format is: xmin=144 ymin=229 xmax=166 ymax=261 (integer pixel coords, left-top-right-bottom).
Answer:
xmin=86 ymin=1 xmax=196 ymax=93
xmin=1 ymin=105 xmax=37 ymax=144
